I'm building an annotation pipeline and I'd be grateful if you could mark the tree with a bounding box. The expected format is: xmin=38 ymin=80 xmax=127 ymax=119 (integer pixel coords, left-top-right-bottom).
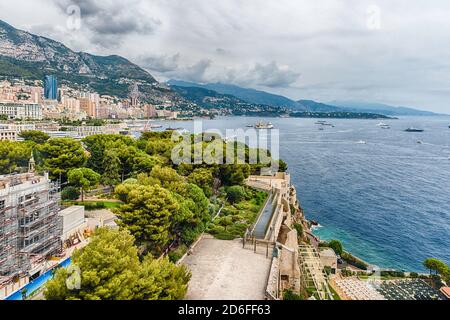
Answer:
xmin=135 ymin=255 xmax=191 ymax=300
xmin=0 ymin=141 xmax=31 ymax=174
xmin=18 ymin=130 xmax=50 ymax=144
xmin=423 ymin=258 xmax=447 ymax=275
xmin=61 ymin=186 xmax=81 ymax=201
xmin=188 ymin=168 xmax=214 ymax=197
xmin=278 ymin=159 xmax=288 ymax=172
xmin=82 ymin=134 xmax=136 ymax=174
xmin=101 ymin=150 xmax=121 ymax=188
xmin=115 ymin=185 xmax=181 ymax=254
xmin=39 ymin=138 xmax=87 ymax=181
xmin=44 ymin=228 xmax=190 ymax=300
xmin=219 ymin=164 xmax=251 ymax=186
xmin=328 ymin=240 xmax=344 ymax=256
xmin=68 ymin=168 xmax=101 ymax=202
xmin=226 ymin=186 xmax=246 ymax=204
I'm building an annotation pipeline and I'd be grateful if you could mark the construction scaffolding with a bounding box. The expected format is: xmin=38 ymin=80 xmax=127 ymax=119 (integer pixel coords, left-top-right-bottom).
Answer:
xmin=0 ymin=172 xmax=62 ymax=283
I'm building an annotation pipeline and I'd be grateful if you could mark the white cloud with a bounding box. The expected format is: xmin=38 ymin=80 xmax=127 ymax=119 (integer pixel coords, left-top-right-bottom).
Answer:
xmin=1 ymin=0 xmax=450 ymax=112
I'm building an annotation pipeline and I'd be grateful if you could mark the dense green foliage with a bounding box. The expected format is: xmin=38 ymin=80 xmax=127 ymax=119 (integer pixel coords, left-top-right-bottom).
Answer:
xmin=341 ymin=252 xmax=368 ymax=270
xmin=114 ymin=165 xmax=211 ymax=255
xmin=44 ymin=228 xmax=190 ymax=300
xmin=283 ymin=289 xmax=306 ymax=300
xmin=18 ymin=130 xmax=50 ymax=144
xmin=208 ymin=187 xmax=268 ymax=240
xmin=61 ymin=186 xmax=81 ymax=201
xmin=293 ymin=223 xmax=304 ymax=237
xmin=0 ymin=140 xmax=31 ymax=174
xmin=1 ymin=130 xmax=288 ymax=300
xmin=226 ymin=186 xmax=246 ymax=204
xmin=423 ymin=258 xmax=450 ymax=283
xmin=39 ymin=138 xmax=88 ymax=181
xmin=67 ymin=168 xmax=101 ymax=202
xmin=328 ymin=240 xmax=344 ymax=256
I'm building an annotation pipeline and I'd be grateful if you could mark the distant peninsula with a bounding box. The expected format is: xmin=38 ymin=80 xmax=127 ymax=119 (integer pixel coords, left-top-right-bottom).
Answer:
xmin=289 ymin=111 xmax=394 ymax=119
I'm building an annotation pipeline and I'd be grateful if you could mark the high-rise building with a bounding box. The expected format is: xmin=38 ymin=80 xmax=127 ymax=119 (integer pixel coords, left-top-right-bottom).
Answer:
xmin=43 ymin=75 xmax=58 ymax=100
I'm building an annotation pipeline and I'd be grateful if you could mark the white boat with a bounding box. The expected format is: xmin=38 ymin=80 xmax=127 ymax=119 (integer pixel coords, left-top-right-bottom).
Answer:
xmin=377 ymin=122 xmax=391 ymax=129
xmin=356 ymin=140 xmax=367 ymax=144
xmin=254 ymin=121 xmax=274 ymax=129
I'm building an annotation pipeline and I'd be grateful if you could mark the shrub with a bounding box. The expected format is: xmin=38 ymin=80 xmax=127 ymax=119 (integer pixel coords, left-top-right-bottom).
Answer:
xmin=168 ymin=245 xmax=188 ymax=263
xmin=226 ymin=186 xmax=246 ymax=204
xmin=328 ymin=240 xmax=344 ymax=256
xmin=342 ymin=252 xmax=368 ymax=270
xmin=293 ymin=223 xmax=303 ymax=236
xmin=65 ymin=201 xmax=107 ymax=211
xmin=283 ymin=290 xmax=305 ymax=300
xmin=61 ymin=186 xmax=80 ymax=201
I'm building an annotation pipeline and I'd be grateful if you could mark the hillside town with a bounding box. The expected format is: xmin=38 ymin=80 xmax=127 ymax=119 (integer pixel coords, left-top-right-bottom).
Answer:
xmin=0 ymin=76 xmax=218 ymax=124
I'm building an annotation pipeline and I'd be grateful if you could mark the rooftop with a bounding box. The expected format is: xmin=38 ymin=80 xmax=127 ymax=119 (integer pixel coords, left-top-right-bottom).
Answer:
xmin=440 ymin=287 xmax=450 ymax=299
xmin=320 ymin=248 xmax=338 ymax=258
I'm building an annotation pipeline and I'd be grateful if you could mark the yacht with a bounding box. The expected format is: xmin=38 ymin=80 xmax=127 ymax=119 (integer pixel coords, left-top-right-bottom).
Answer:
xmin=165 ymin=127 xmax=183 ymax=131
xmin=377 ymin=122 xmax=391 ymax=129
xmin=254 ymin=121 xmax=274 ymax=129
xmin=405 ymin=127 xmax=424 ymax=132
xmin=356 ymin=140 xmax=367 ymax=144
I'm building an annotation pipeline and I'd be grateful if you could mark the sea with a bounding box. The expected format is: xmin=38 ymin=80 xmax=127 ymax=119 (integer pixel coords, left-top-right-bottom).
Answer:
xmin=150 ymin=116 xmax=450 ymax=272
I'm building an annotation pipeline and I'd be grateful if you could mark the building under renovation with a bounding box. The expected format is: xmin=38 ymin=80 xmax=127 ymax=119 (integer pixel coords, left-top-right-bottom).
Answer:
xmin=0 ymin=157 xmax=62 ymax=282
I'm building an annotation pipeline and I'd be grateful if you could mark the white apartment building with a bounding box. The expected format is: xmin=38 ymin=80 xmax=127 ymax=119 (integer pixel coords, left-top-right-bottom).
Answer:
xmin=0 ymin=103 xmax=43 ymax=120
xmin=0 ymin=123 xmax=37 ymax=141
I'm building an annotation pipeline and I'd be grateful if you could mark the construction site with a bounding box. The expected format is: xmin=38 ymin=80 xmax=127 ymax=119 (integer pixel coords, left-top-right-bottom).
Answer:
xmin=0 ymin=169 xmax=62 ymax=291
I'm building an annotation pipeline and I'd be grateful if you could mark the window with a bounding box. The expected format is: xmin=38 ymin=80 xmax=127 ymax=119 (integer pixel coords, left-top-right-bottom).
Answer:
xmin=0 ymin=200 xmax=5 ymax=210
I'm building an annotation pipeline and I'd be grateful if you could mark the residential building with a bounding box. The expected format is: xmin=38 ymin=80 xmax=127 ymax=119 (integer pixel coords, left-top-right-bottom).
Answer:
xmin=0 ymin=102 xmax=43 ymax=120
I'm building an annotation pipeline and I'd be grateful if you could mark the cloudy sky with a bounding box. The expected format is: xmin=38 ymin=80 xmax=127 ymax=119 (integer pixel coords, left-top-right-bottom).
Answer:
xmin=1 ymin=0 xmax=450 ymax=112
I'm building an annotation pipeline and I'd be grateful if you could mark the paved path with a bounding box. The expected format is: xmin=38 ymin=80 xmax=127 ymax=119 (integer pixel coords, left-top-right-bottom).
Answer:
xmin=182 ymin=236 xmax=272 ymax=300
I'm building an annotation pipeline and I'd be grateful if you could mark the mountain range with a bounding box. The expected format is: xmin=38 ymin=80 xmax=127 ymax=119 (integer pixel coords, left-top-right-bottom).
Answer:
xmin=0 ymin=20 xmax=183 ymax=104
xmin=328 ymin=101 xmax=439 ymax=116
xmin=168 ymin=80 xmax=439 ymax=116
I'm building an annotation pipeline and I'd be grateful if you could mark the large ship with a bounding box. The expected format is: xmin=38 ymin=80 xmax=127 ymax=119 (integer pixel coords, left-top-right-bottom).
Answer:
xmin=405 ymin=127 xmax=424 ymax=132
xmin=254 ymin=121 xmax=274 ymax=129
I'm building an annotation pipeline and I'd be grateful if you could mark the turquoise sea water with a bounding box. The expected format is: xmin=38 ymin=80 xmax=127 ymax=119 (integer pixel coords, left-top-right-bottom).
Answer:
xmin=154 ymin=116 xmax=450 ymax=272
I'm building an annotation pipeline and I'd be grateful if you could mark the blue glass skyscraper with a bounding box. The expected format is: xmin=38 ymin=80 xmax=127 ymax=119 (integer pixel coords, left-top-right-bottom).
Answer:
xmin=44 ymin=75 xmax=58 ymax=100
